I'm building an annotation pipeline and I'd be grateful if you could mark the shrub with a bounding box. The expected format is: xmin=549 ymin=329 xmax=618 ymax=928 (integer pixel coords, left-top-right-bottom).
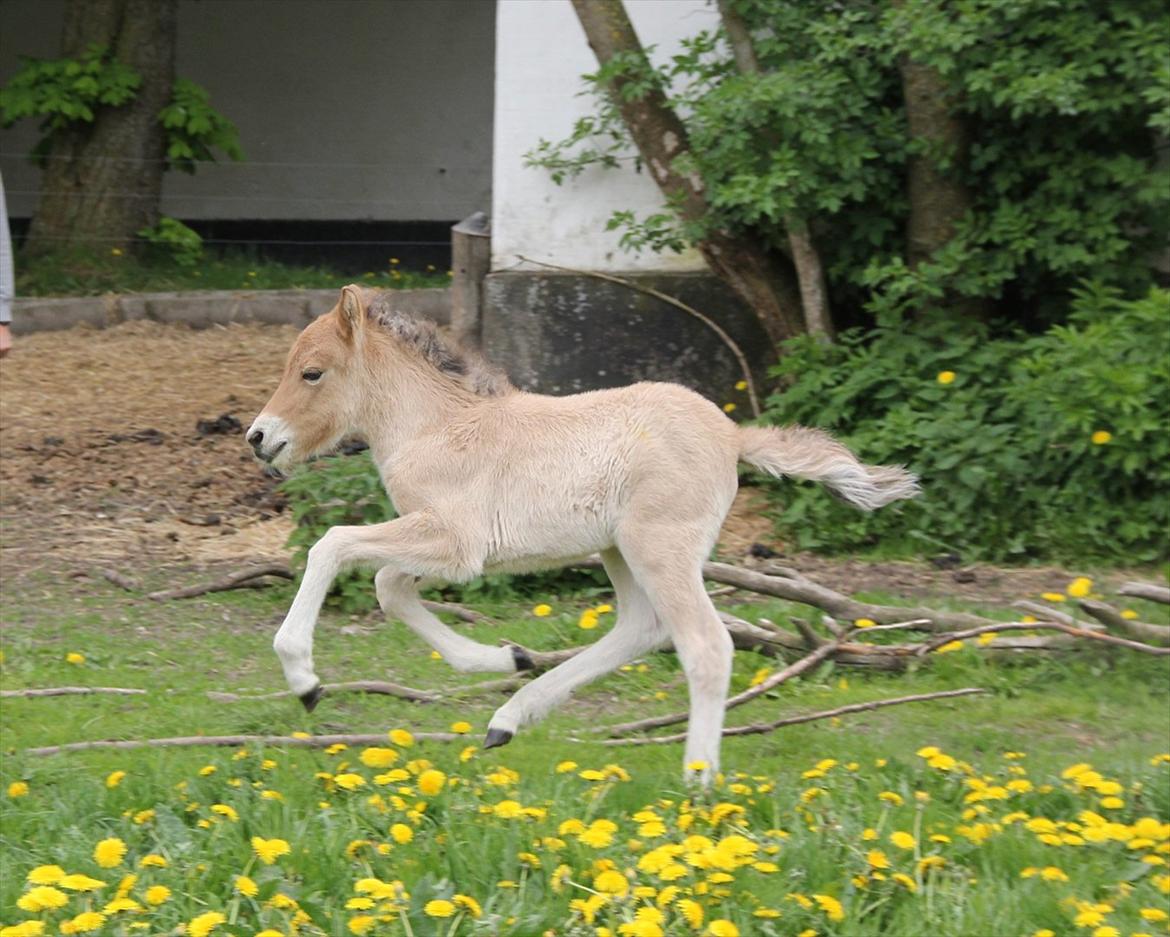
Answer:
xmin=761 ymin=284 xmax=1170 ymax=562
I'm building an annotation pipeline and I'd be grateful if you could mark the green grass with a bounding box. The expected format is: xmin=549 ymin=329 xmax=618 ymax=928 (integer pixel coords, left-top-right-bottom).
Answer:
xmin=15 ymin=248 xmax=449 ymax=297
xmin=1 ymin=574 xmax=1168 ymax=935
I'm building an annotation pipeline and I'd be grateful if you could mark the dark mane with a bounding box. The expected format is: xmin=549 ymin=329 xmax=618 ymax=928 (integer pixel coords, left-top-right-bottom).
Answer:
xmin=367 ymin=296 xmax=513 ymax=397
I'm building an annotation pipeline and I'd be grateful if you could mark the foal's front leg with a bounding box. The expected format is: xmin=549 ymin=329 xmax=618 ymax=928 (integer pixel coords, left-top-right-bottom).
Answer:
xmin=272 ymin=512 xmax=477 ymax=709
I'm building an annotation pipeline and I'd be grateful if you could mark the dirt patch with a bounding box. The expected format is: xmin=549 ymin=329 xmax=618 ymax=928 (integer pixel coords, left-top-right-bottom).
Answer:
xmin=0 ymin=320 xmax=297 ymax=575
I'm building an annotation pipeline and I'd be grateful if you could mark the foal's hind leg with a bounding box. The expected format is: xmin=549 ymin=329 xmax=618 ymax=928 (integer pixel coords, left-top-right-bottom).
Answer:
xmin=375 ymin=569 xmax=527 ymax=673
xmin=619 ymin=532 xmax=734 ymax=784
xmin=483 ymin=547 xmax=668 ymax=747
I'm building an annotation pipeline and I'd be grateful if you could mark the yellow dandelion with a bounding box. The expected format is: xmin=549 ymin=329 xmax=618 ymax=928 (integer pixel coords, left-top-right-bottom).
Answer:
xmin=235 ymin=875 xmax=258 ymax=897
xmin=17 ymin=886 xmax=70 ymax=911
xmin=188 ymin=912 xmax=226 ymax=937
xmin=27 ymin=865 xmax=65 ymax=885
xmin=62 ymin=913 xmax=106 ymax=934
xmin=1067 ymin=577 xmax=1093 ymax=598
xmin=388 ymin=728 xmax=414 ymax=747
xmin=139 ymin=854 xmax=167 ymax=868
xmin=1090 ymin=430 xmax=1112 ymax=445
xmin=890 ymin=831 xmax=916 ymax=850
xmin=706 ymin=920 xmax=740 ymax=936
xmin=360 ymin=747 xmax=398 ymax=768
xmin=532 ymin=603 xmax=552 ymax=617
xmin=450 ymin=721 xmax=472 ymax=734
xmin=854 ymin=618 xmax=876 ymax=629
xmin=594 ymin=869 xmax=629 ymax=896
xmin=93 ymin=837 xmax=127 ymax=868
xmin=251 ymin=836 xmax=291 ymax=864
xmin=1041 ymin=592 xmax=1066 ymax=602
xmin=735 ymin=380 xmax=748 ymax=391
xmin=105 ymin=770 xmax=126 ymax=788
xmin=418 ymin=769 xmax=446 ymax=796
xmin=144 ymin=885 xmax=171 ymax=905
xmin=722 ymin=403 xmax=737 ymax=413
xmin=579 ymin=608 xmax=600 ymax=629
xmin=390 ymin=823 xmax=414 ymax=844
xmin=937 ymin=371 xmax=956 ymax=385
xmin=66 ymin=652 xmax=85 ymax=664
xmin=7 ymin=781 xmax=29 ymax=798
xmin=424 ymin=899 xmax=456 ymax=918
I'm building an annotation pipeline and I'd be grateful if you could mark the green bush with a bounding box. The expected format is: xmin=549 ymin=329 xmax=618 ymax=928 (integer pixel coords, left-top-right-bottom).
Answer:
xmin=761 ymin=284 xmax=1170 ymax=562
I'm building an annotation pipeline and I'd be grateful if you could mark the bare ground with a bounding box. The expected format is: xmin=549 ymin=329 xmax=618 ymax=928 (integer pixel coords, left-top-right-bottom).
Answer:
xmin=0 ymin=320 xmax=1100 ymax=605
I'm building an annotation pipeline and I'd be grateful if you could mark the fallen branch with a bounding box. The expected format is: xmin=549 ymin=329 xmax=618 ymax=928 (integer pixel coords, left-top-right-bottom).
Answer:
xmin=26 ymin=731 xmax=459 ymax=757
xmin=1077 ymin=600 xmax=1170 ymax=647
xmin=1 ymin=686 xmax=147 ymax=699
xmin=421 ymin=600 xmax=488 ymax=624
xmin=100 ymin=568 xmax=139 ymax=592
xmin=1118 ymin=581 xmax=1170 ymax=605
xmin=596 ymin=687 xmax=988 ymax=746
xmin=148 ymin=564 xmax=293 ymax=601
xmin=207 ymin=680 xmax=439 ymax=704
xmin=916 ymin=621 xmax=1170 ymax=657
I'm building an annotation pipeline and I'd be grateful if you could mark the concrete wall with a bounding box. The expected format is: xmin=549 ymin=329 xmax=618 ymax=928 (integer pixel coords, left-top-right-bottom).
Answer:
xmin=0 ymin=0 xmax=495 ymax=222
xmin=492 ymin=0 xmax=714 ymax=273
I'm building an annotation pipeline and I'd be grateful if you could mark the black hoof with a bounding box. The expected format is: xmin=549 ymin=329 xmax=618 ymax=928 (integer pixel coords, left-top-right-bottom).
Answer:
xmin=483 ymin=727 xmax=514 ymax=750
xmin=510 ymin=645 xmax=535 ymax=672
xmin=298 ymin=684 xmax=324 ymax=712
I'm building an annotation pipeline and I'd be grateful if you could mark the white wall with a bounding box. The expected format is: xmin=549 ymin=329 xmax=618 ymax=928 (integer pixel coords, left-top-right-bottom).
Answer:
xmin=492 ymin=0 xmax=715 ymax=272
xmin=0 ymin=0 xmax=495 ymax=221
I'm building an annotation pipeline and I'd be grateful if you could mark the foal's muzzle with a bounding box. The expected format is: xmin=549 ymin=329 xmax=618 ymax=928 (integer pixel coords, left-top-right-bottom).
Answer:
xmin=247 ymin=428 xmax=286 ymax=464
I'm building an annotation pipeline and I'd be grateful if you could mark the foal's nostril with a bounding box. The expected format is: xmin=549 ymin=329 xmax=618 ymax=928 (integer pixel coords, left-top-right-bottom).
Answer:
xmin=247 ymin=429 xmax=264 ymax=450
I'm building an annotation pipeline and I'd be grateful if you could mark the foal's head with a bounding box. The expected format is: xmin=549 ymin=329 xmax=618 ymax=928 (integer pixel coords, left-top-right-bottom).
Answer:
xmin=248 ymin=285 xmax=509 ymax=474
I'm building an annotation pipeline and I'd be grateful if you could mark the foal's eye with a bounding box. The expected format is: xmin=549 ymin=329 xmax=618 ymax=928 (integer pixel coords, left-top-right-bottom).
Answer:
xmin=302 ymin=368 xmax=323 ymax=384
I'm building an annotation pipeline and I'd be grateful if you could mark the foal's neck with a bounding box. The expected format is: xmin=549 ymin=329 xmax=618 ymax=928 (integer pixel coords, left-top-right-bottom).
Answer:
xmin=360 ymin=356 xmax=480 ymax=464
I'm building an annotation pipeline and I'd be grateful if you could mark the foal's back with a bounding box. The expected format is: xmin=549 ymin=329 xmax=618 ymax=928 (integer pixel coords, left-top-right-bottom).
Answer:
xmin=389 ymin=380 xmax=741 ymax=571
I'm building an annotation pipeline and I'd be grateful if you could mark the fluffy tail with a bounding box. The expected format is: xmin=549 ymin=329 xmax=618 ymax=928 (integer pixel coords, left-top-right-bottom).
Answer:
xmin=738 ymin=424 xmax=920 ymax=511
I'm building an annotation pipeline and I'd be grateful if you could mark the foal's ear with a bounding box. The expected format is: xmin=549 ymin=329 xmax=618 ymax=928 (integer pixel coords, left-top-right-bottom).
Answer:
xmin=337 ymin=284 xmax=368 ymax=344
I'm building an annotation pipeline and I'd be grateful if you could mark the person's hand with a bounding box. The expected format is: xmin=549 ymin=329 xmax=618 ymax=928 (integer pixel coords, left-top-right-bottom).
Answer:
xmin=0 ymin=324 xmax=11 ymax=358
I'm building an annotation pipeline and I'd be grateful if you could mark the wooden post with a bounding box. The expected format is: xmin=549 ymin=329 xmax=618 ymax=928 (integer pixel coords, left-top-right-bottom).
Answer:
xmin=451 ymin=211 xmax=491 ymax=347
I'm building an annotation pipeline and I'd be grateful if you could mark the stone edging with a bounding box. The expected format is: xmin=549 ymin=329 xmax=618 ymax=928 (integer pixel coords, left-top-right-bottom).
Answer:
xmin=10 ymin=287 xmax=451 ymax=335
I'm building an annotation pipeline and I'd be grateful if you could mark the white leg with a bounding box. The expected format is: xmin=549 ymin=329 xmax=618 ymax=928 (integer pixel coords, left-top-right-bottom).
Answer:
xmin=485 ymin=548 xmax=668 ymax=744
xmin=272 ymin=511 xmax=477 ymax=708
xmin=619 ymin=538 xmax=733 ymax=785
xmin=375 ymin=568 xmax=518 ymax=673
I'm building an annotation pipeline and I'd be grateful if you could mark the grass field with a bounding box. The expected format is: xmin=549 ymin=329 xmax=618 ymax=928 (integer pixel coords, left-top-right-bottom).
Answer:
xmin=1 ymin=572 xmax=1168 ymax=936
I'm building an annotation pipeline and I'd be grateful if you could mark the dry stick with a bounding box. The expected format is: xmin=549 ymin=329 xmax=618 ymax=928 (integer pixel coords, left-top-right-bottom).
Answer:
xmin=701 ymin=560 xmax=995 ymax=632
xmin=916 ymin=621 xmax=1170 ymax=657
xmin=1118 ymin=582 xmax=1170 ymax=605
xmin=1012 ymin=600 xmax=1078 ymax=627
xmin=1 ymin=686 xmax=147 ymax=699
xmin=421 ymin=600 xmax=488 ymax=625
xmin=148 ymin=563 xmax=294 ymax=601
xmin=207 ymin=680 xmax=439 ymax=704
xmin=515 ymin=255 xmax=762 ymax=418
xmin=598 ymin=688 xmax=988 ymax=746
xmin=1077 ymin=600 xmax=1170 ymax=647
xmin=25 ymin=731 xmax=459 ymax=757
xmin=100 ymin=568 xmax=140 ymax=592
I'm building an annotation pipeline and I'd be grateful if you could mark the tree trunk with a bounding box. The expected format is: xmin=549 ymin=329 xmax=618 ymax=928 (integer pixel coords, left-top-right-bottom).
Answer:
xmin=718 ymin=0 xmax=834 ymax=340
xmin=24 ymin=0 xmax=177 ymax=256
xmin=899 ymin=58 xmax=973 ymax=266
xmin=570 ymin=0 xmax=806 ymax=346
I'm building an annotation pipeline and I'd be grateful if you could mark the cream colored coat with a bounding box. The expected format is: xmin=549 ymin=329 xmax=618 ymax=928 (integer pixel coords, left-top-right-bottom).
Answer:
xmin=248 ymin=286 xmax=918 ymax=781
